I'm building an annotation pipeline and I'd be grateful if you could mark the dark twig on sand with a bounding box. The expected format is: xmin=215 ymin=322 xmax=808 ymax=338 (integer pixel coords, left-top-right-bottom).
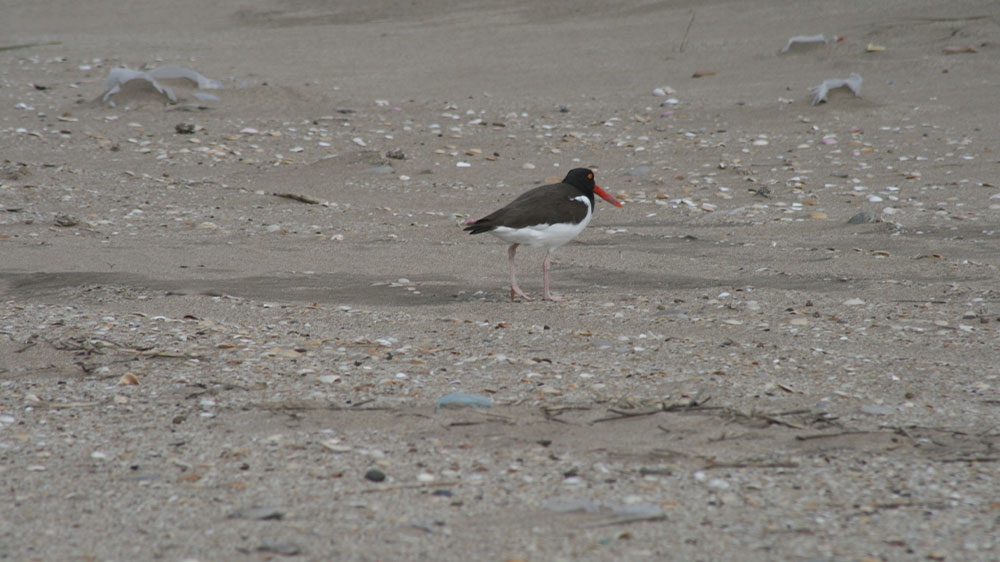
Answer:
xmin=273 ymin=192 xmax=321 ymax=205
xmin=705 ymin=460 xmax=800 ymax=469
xmin=679 ymin=10 xmax=695 ymax=52
xmin=592 ymin=396 xmax=715 ymax=423
xmin=542 ymin=404 xmax=590 ymax=424
xmin=795 ymin=430 xmax=875 ymax=441
xmin=0 ymin=41 xmax=62 ymax=52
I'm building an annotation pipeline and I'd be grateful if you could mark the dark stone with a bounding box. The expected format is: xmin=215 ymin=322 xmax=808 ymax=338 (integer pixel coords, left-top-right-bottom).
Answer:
xmin=364 ymin=468 xmax=386 ymax=482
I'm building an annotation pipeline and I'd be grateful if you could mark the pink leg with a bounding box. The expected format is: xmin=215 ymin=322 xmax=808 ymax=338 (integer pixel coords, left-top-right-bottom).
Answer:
xmin=508 ymin=244 xmax=533 ymax=301
xmin=541 ymin=252 xmax=567 ymax=302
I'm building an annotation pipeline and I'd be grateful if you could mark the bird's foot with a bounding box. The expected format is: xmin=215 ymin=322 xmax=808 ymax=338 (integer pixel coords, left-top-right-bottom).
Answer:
xmin=510 ymin=286 xmax=534 ymax=302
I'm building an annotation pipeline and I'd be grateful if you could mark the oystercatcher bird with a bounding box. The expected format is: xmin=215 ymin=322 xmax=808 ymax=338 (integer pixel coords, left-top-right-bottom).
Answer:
xmin=464 ymin=168 xmax=623 ymax=301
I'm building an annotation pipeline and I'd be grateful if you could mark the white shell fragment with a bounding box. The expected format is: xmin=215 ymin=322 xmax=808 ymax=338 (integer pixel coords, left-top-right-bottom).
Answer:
xmin=102 ymin=65 xmax=222 ymax=103
xmin=779 ymin=34 xmax=828 ymax=54
xmin=810 ymin=73 xmax=862 ymax=105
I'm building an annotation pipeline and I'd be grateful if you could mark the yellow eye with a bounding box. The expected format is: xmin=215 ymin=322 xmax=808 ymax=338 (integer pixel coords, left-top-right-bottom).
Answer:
xmin=587 ymin=173 xmax=594 ymax=179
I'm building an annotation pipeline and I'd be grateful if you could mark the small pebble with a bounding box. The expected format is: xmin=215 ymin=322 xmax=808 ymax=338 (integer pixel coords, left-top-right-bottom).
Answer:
xmin=364 ymin=469 xmax=386 ymax=482
xmin=257 ymin=541 xmax=301 ymax=556
xmin=708 ymin=478 xmax=730 ymax=490
xmin=54 ymin=214 xmax=79 ymax=227
xmin=847 ymin=211 xmax=879 ymax=224
xmin=226 ymin=506 xmax=285 ymax=520
xmin=860 ymin=404 xmax=894 ymax=415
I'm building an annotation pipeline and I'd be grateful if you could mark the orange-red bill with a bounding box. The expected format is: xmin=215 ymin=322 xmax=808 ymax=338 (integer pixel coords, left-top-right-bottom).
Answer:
xmin=594 ymin=185 xmax=623 ymax=207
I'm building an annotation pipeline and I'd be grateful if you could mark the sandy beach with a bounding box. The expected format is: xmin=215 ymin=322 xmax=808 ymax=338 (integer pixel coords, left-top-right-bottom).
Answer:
xmin=2 ymin=1 xmax=999 ymax=560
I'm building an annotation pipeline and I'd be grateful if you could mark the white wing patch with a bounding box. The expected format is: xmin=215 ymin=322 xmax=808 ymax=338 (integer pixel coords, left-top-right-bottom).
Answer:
xmin=490 ymin=195 xmax=593 ymax=251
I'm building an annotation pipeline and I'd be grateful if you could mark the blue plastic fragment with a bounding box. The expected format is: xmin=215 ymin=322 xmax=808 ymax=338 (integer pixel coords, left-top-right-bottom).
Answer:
xmin=436 ymin=393 xmax=492 ymax=409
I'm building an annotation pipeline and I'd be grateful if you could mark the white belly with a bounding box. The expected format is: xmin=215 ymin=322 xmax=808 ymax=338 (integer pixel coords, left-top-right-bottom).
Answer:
xmin=490 ymin=205 xmax=592 ymax=251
